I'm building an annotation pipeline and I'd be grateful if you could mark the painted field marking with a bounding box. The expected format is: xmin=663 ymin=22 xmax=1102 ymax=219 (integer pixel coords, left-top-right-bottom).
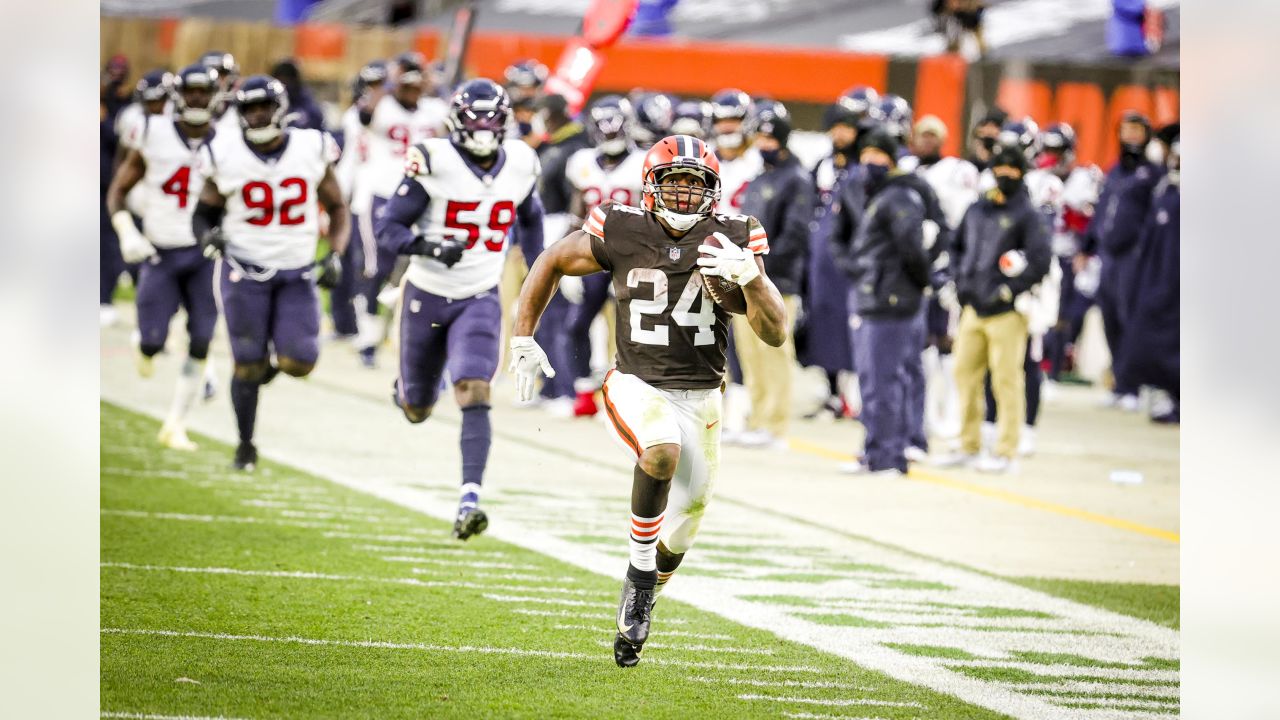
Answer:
xmin=482 ymin=593 xmax=612 ymax=609
xmin=780 ymin=714 xmax=900 ymax=720
xmin=512 ymin=608 xmax=690 ymax=625
xmin=739 ymin=693 xmax=923 ymax=708
xmin=784 ymin=438 xmax=1180 ymax=544
xmin=99 ymin=562 xmax=598 ymax=596
xmin=102 ymin=509 xmax=354 ymax=532
xmin=384 ymin=556 xmax=531 ymax=570
xmin=103 ymin=707 xmax=250 ymax=712
xmin=553 ymin=624 xmax=732 ymax=641
xmin=100 ymin=628 xmax=824 ymax=674
xmin=323 ymin=531 xmax=439 ymax=543
xmin=591 ymin=639 xmax=775 ymax=656
xmin=944 ymin=659 xmax=1178 ymax=682
xmin=688 ymin=676 xmax=869 ymax=691
xmin=1010 ymin=679 xmax=1180 ymax=698
xmin=352 ymin=543 xmax=508 ymax=557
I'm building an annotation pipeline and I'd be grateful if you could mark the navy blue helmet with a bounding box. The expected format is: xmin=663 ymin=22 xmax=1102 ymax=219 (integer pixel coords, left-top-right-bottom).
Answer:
xmin=395 ymin=52 xmax=427 ymax=86
xmin=825 ymin=85 xmax=882 ymax=129
xmin=447 ymin=78 xmax=510 ymax=157
xmin=171 ymin=64 xmax=217 ymax=125
xmin=998 ymin=117 xmax=1040 ymax=163
xmin=671 ymin=99 xmax=712 ymax=139
xmin=876 ymin=94 xmax=913 ymax=141
xmin=1037 ymin=121 xmax=1076 ymax=167
xmin=503 ymin=59 xmax=549 ymax=90
xmin=351 ymin=60 xmax=388 ymax=102
xmin=586 ymin=95 xmax=634 ymax=155
xmin=709 ymin=88 xmax=753 ymax=122
xmin=134 ymin=69 xmax=173 ymax=103
xmin=235 ymin=75 xmax=290 ymax=144
xmin=628 ymin=91 xmax=674 ymax=148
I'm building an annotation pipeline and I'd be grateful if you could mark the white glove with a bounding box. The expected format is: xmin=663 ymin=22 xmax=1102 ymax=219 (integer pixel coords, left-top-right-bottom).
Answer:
xmin=112 ymin=210 xmax=155 ymax=264
xmin=696 ymin=232 xmax=760 ymax=286
xmin=507 ymin=335 xmax=555 ymax=403
xmin=937 ymin=282 xmax=960 ymax=313
xmin=558 ymin=275 xmax=584 ymax=305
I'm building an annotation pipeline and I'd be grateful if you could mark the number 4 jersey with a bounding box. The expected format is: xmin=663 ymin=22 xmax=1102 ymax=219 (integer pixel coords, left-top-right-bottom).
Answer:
xmin=584 ymin=202 xmax=769 ymax=389
xmin=400 ymin=138 xmax=541 ymax=298
xmin=197 ymin=127 xmax=339 ymax=270
xmin=134 ymin=118 xmax=208 ymax=248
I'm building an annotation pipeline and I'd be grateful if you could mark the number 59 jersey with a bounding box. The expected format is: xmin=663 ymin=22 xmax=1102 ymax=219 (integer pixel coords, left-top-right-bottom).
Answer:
xmin=584 ymin=202 xmax=769 ymax=390
xmin=402 ymin=138 xmax=541 ymax=299
xmin=198 ymin=128 xmax=339 ymax=270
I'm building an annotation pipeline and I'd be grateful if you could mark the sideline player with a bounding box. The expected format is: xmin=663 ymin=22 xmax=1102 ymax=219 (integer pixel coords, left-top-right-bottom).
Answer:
xmin=192 ymin=75 xmax=349 ymax=470
xmin=509 ymin=134 xmax=787 ymax=667
xmin=375 ymin=79 xmax=545 ymax=541
xmin=106 ymin=64 xmax=220 ymax=450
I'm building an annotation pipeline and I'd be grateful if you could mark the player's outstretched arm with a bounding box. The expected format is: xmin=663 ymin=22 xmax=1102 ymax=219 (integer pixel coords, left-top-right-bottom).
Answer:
xmin=317 ymin=165 xmax=350 ymax=255
xmin=741 ymin=257 xmax=788 ymax=347
xmin=105 ymin=148 xmax=144 ymax=217
xmin=512 ymin=230 xmax=603 ymax=337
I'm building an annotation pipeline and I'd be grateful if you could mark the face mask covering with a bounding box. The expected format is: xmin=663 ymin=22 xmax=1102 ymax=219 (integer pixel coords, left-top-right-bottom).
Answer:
xmin=1120 ymin=141 xmax=1146 ymax=168
xmin=916 ymin=152 xmax=941 ymax=167
xmin=995 ymin=175 xmax=1023 ymax=197
xmin=759 ymin=147 xmax=783 ymax=166
xmin=864 ymin=164 xmax=890 ymax=194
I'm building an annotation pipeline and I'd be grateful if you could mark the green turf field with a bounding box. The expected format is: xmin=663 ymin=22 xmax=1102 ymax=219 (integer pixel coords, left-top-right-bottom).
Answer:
xmin=102 ymin=402 xmax=1018 ymax=719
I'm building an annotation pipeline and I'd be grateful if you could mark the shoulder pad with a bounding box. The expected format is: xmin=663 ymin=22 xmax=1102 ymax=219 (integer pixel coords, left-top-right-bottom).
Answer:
xmin=715 ymin=213 xmax=751 ymax=225
xmin=405 ymin=143 xmax=430 ymax=177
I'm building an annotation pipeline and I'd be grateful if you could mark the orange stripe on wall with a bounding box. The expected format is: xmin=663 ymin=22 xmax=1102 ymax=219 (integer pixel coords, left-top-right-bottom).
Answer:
xmin=157 ymin=17 xmax=179 ymax=54
xmin=913 ymin=54 xmax=967 ymax=158
xmin=294 ymin=23 xmax=348 ymax=61
xmin=996 ymin=77 xmax=1052 ymax=126
xmin=1052 ymin=82 xmax=1107 ymax=169
xmin=462 ymin=32 xmax=888 ymax=103
xmin=1153 ymin=87 xmax=1179 ymax=128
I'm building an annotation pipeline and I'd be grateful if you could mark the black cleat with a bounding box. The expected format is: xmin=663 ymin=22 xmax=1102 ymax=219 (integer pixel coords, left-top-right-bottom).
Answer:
xmin=232 ymin=442 xmax=258 ymax=472
xmin=614 ymin=576 xmax=655 ymax=665
xmin=452 ymin=507 xmax=488 ymax=541
xmin=613 ymin=633 xmax=642 ymax=668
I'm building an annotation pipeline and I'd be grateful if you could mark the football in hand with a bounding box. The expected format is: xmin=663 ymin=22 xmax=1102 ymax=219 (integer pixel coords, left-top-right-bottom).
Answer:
xmin=700 ymin=235 xmax=748 ymax=315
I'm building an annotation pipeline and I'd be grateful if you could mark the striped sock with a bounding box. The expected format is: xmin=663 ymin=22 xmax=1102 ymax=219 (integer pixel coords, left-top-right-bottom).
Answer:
xmin=459 ymin=482 xmax=481 ymax=510
xmin=628 ymin=513 xmax=663 ymax=572
xmin=655 ymin=569 xmax=676 ymax=596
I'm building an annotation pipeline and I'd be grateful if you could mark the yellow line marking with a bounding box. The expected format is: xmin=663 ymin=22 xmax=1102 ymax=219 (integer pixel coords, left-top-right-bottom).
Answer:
xmin=785 ymin=438 xmax=1180 ymax=545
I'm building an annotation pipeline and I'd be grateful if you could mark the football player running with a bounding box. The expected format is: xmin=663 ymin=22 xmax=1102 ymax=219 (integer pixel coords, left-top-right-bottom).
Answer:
xmin=107 ymin=64 xmax=220 ymax=451
xmin=192 ymin=75 xmax=349 ymax=471
xmin=509 ymin=135 xmax=787 ymax=667
xmin=562 ymin=95 xmax=647 ymax=417
xmin=375 ymin=79 xmax=546 ymax=541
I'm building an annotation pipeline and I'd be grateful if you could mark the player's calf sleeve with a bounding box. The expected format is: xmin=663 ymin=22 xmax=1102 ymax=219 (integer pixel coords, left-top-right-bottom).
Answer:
xmin=655 ymin=545 xmax=684 ymax=596
xmin=628 ymin=465 xmax=670 ymax=577
xmin=167 ymin=358 xmax=205 ymax=424
xmin=188 ymin=337 xmax=211 ymax=361
xmin=229 ymin=376 xmax=260 ymax=444
xmin=459 ymin=404 xmax=492 ymax=509
xmin=140 ymin=343 xmax=165 ymax=358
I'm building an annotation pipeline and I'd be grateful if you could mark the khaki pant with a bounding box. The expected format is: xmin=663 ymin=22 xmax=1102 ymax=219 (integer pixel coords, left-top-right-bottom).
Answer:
xmin=731 ymin=294 xmax=800 ymax=437
xmin=954 ymin=307 xmax=1027 ymax=458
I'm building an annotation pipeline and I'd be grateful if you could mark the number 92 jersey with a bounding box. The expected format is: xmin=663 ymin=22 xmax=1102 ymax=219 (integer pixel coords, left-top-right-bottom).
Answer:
xmin=197 ymin=128 xmax=339 ymax=270
xmin=565 ymin=147 xmax=645 ymax=211
xmin=401 ymin=138 xmax=541 ymax=299
xmin=584 ymin=201 xmax=769 ymax=390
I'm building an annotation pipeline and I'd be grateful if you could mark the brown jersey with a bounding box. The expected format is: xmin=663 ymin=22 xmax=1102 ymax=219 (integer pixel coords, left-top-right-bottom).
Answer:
xmin=584 ymin=202 xmax=770 ymax=389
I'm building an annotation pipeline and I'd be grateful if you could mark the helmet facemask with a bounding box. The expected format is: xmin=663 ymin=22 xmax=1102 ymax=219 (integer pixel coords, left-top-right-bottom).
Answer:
xmin=173 ymin=70 xmax=215 ymax=126
xmin=646 ymin=166 xmax=719 ymax=232
xmin=449 ymin=103 xmax=506 ymax=158
xmin=240 ymin=98 xmax=288 ymax=144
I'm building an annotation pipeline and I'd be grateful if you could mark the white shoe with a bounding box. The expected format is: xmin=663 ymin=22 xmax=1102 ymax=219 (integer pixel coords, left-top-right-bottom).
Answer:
xmin=737 ymin=429 xmax=786 ymax=450
xmin=202 ymin=365 xmax=218 ymax=402
xmin=542 ymin=397 xmax=575 ymax=419
xmin=1017 ymin=426 xmax=1036 ymax=457
xmin=1099 ymin=393 xmax=1120 ymax=408
xmin=932 ymin=452 xmax=977 ymax=468
xmin=99 ymin=305 xmax=119 ymax=327
xmin=980 ymin=422 xmax=997 ymax=452
xmin=838 ymin=461 xmax=903 ymax=478
xmin=974 ymin=454 xmax=1016 ymax=474
xmin=1118 ymin=394 xmax=1140 ymax=413
xmin=904 ymin=446 xmax=928 ymax=463
xmin=158 ymin=422 xmax=198 ymax=451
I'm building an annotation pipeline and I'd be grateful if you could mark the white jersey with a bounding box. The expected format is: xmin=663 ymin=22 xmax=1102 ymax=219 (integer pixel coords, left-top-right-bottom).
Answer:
xmin=361 ymin=94 xmax=449 ymax=201
xmin=978 ymin=167 xmax=1063 ymax=214
xmin=335 ymin=105 xmax=371 ymax=212
xmin=402 ymin=138 xmax=541 ymax=298
xmin=1061 ymin=164 xmax=1104 ymax=213
xmin=118 ymin=103 xmax=172 ymax=216
xmin=134 ymin=118 xmax=209 ymax=248
xmin=813 ymin=156 xmax=845 ymax=197
xmin=901 ymin=155 xmax=980 ymax=230
xmin=198 ymin=127 xmax=339 ymax=270
xmin=215 ymin=106 xmax=241 ymax=138
xmin=714 ymin=148 xmax=763 ymax=214
xmin=565 ymin=148 xmax=645 ymax=212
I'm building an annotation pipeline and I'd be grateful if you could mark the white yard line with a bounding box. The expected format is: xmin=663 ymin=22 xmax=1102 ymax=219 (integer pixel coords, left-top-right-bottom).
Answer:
xmin=780 ymin=714 xmax=898 ymax=720
xmin=591 ymin=639 xmax=775 ymax=656
xmin=352 ymin=543 xmax=509 ymax=557
xmin=552 ymin=624 xmax=731 ymax=641
xmin=102 ymin=713 xmax=251 ymax=720
xmin=384 ymin=556 xmax=531 ymax=570
xmin=738 ymin=693 xmax=923 ymax=708
xmin=1010 ymin=680 xmax=1180 ymax=698
xmin=688 ymin=676 xmax=868 ymax=691
xmin=100 ymin=628 xmax=822 ymax=674
xmin=945 ymin=659 xmax=1179 ymax=682
xmin=512 ymin=608 xmax=689 ymax=625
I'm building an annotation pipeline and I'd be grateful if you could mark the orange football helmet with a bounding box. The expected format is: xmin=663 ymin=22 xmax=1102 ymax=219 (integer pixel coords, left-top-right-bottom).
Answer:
xmin=641 ymin=134 xmax=721 ymax=231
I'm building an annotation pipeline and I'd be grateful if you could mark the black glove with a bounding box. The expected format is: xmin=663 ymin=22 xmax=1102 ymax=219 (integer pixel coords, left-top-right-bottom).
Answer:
xmin=316 ymin=251 xmax=343 ymax=290
xmin=406 ymin=236 xmax=465 ymax=268
xmin=199 ymin=226 xmax=227 ymax=259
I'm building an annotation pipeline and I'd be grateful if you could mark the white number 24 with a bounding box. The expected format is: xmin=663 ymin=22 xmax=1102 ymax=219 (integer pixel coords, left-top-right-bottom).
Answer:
xmin=626 ymin=268 xmax=715 ymax=347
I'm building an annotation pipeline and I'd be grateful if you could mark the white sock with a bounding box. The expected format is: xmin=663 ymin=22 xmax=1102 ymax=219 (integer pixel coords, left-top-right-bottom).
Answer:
xmin=167 ymin=358 xmax=204 ymax=426
xmin=628 ymin=513 xmax=663 ymax=572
